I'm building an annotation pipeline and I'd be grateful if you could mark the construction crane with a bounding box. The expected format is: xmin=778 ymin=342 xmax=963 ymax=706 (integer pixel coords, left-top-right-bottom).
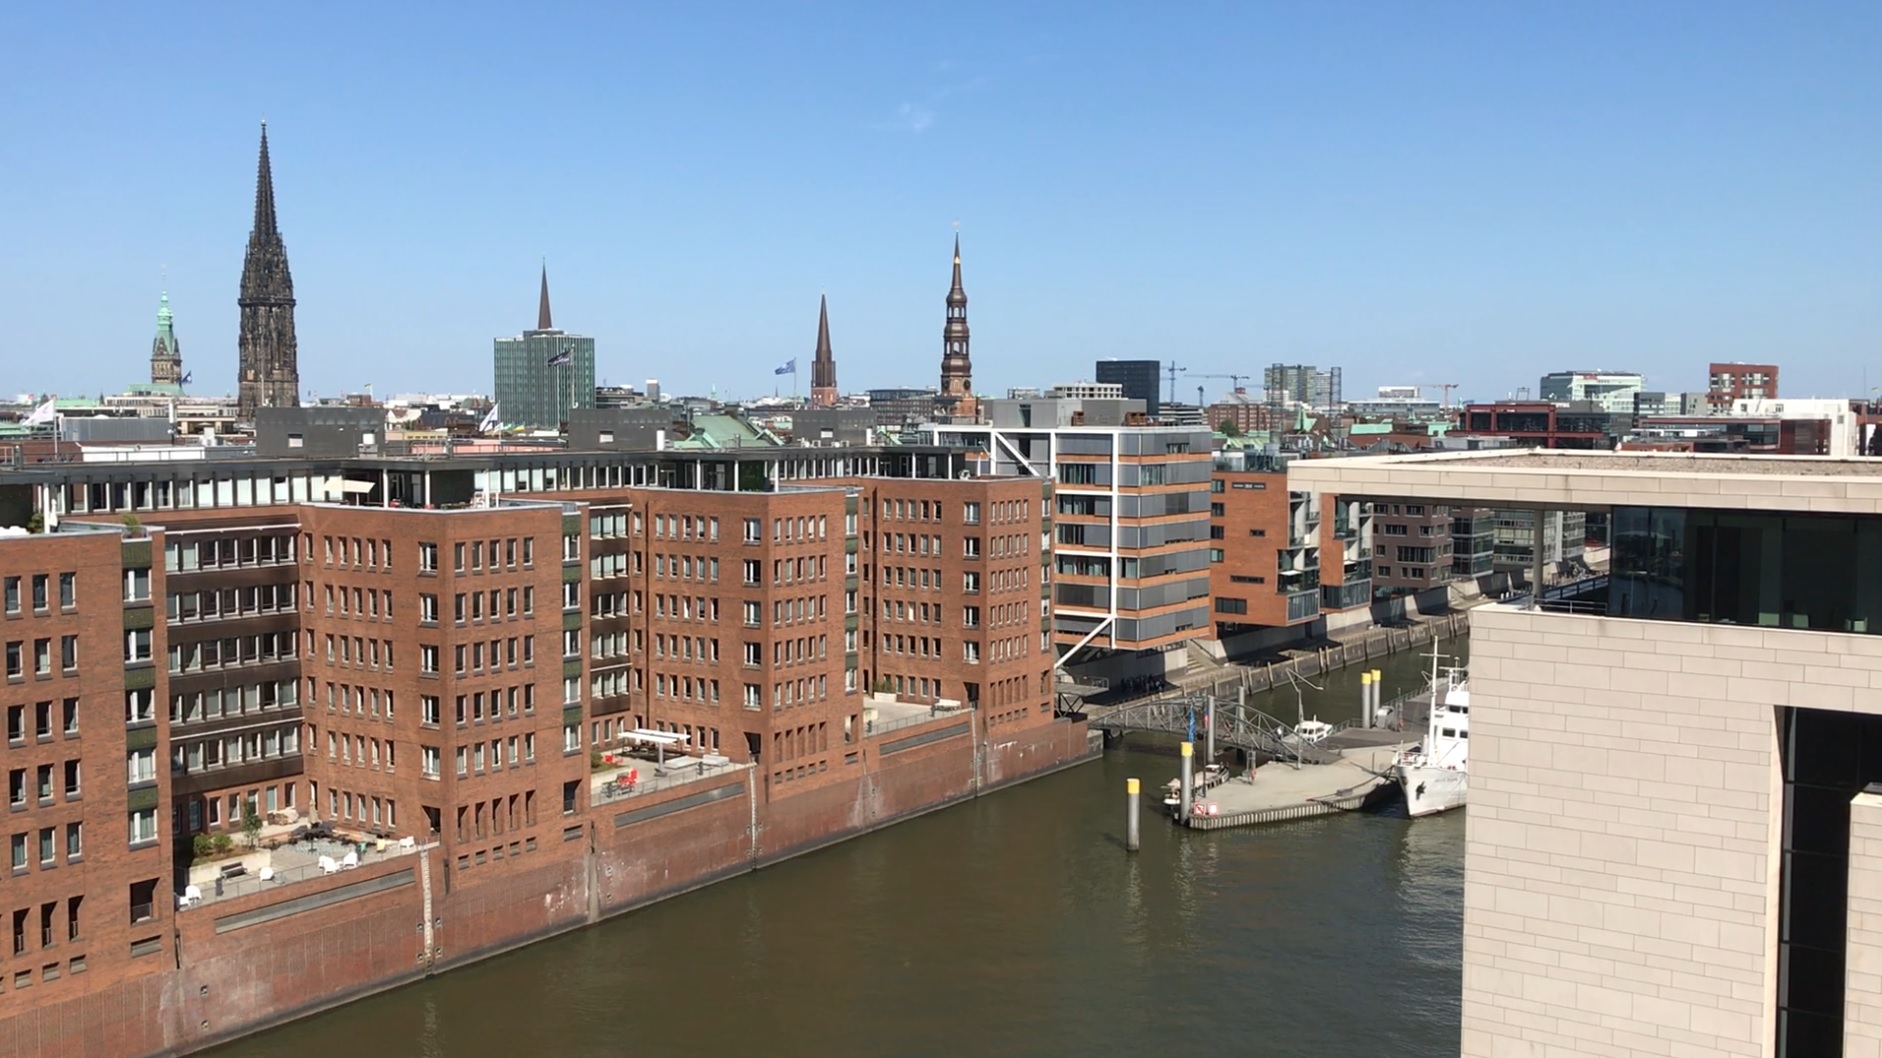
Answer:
xmin=1189 ymin=372 xmax=1255 ymax=406
xmin=1415 ymin=383 xmax=1461 ymax=412
xmin=1164 ymin=362 xmax=1185 ymax=405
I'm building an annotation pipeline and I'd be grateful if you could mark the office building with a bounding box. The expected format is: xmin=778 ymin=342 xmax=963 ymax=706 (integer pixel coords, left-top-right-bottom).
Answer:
xmin=1537 ymin=370 xmax=1644 ymax=413
xmin=1094 ymin=360 xmax=1161 ymax=417
xmin=923 ymin=418 xmax=1212 ymax=660
xmin=1263 ymin=364 xmax=1342 ymax=413
xmin=493 ymin=266 xmax=596 ymax=431
xmin=1294 ymin=448 xmax=1882 ymax=1058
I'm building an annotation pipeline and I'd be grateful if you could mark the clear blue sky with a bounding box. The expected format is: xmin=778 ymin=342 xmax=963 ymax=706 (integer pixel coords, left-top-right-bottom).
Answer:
xmin=5 ymin=1 xmax=1881 ymax=405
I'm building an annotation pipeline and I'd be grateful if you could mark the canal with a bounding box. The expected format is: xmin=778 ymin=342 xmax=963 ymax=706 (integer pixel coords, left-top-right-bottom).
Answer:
xmin=207 ymin=636 xmax=1468 ymax=1058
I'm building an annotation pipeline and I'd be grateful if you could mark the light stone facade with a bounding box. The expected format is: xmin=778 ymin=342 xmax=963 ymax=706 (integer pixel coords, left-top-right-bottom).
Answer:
xmin=1848 ymin=790 xmax=1882 ymax=1058
xmin=1284 ymin=449 xmax=1882 ymax=1058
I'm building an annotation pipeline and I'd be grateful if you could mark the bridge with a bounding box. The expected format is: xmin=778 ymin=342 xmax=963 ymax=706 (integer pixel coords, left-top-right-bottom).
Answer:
xmin=1089 ymin=695 xmax=1345 ymax=766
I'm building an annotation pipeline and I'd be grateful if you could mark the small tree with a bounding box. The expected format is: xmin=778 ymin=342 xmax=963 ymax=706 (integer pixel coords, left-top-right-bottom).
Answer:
xmin=1217 ymin=419 xmax=1243 ymax=438
xmin=242 ymin=806 xmax=264 ymax=849
xmin=121 ymin=513 xmax=143 ymax=537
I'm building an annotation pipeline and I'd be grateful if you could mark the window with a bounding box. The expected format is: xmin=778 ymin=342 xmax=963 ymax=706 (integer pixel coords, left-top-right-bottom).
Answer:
xmin=963 ymin=572 xmax=980 ymax=594
xmin=126 ymin=748 xmax=156 ymax=785
xmin=421 ymin=746 xmax=440 ymax=778
xmin=744 ymin=642 xmax=762 ymax=666
xmin=420 ymin=594 xmax=438 ymax=623
xmin=963 ymin=641 xmax=980 ymax=663
xmin=10 ymin=833 xmax=23 ymax=869
xmin=453 ymin=543 xmax=466 ymax=572
xmin=65 ymin=824 xmax=81 ymax=860
xmin=963 ymin=502 xmax=981 ymax=525
xmin=61 ymin=699 xmax=76 ymax=737
xmin=125 ymin=689 xmax=154 ymax=725
xmin=39 ymin=827 xmax=54 ymax=865
xmin=4 ymin=641 xmax=17 ymax=679
xmin=2 ymin=577 xmax=15 ymax=613
xmin=58 ymin=573 xmax=74 ymax=609
xmin=59 ymin=636 xmax=76 ymax=671
xmin=743 ymin=519 xmax=761 ymax=543
xmin=1215 ymin=597 xmax=1249 ymax=615
xmin=422 ymin=695 xmax=439 ymax=726
xmin=419 ymin=542 xmax=438 ymax=572
xmin=31 ymin=575 xmax=48 ymax=611
xmin=129 ymin=809 xmax=157 ymax=846
xmin=744 ymin=601 xmax=761 ymax=626
xmin=123 ymin=568 xmax=149 ymax=601
xmin=420 ymin=645 xmax=439 ymax=675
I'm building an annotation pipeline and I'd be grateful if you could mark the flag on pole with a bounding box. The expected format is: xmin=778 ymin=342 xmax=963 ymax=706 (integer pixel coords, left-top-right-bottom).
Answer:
xmin=774 ymin=359 xmax=796 ymax=376
xmin=478 ymin=403 xmax=501 ymax=432
xmin=24 ymin=398 xmax=57 ymax=426
xmin=180 ymin=371 xmax=193 ymax=385
xmin=547 ymin=351 xmax=573 ymax=368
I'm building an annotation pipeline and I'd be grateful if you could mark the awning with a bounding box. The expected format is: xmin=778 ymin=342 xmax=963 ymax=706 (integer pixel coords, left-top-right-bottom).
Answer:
xmin=622 ymin=728 xmax=690 ymax=746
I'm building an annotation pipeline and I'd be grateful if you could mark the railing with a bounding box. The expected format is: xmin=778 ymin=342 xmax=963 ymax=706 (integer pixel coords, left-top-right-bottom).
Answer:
xmin=865 ymin=705 xmax=972 ymax=739
xmin=1090 ymin=696 xmax=1343 ymax=765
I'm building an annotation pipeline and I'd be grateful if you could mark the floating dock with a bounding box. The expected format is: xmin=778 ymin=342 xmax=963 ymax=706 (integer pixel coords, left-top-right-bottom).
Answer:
xmin=1178 ymin=746 xmax=1403 ymax=830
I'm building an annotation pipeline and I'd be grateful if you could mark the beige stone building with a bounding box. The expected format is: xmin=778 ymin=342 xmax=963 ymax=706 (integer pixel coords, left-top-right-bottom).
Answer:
xmin=1292 ymin=449 xmax=1882 ymax=1058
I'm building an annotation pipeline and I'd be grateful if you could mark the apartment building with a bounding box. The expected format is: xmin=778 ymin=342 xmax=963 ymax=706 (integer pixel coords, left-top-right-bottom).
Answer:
xmin=1369 ymin=501 xmax=1454 ymax=596
xmin=1206 ymin=452 xmax=1372 ymax=634
xmin=1293 ymin=448 xmax=1882 ymax=1058
xmin=1708 ymin=361 xmax=1779 ymax=410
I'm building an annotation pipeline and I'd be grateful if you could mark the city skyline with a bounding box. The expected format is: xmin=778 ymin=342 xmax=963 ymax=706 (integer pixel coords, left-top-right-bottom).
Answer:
xmin=5 ymin=3 xmax=1882 ymax=403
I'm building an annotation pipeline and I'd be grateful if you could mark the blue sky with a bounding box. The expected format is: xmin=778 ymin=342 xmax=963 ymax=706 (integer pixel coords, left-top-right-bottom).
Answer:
xmin=4 ymin=2 xmax=1881 ymax=405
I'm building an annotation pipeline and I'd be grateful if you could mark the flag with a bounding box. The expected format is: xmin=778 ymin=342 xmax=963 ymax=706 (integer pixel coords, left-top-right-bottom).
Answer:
xmin=478 ymin=403 xmax=501 ymax=432
xmin=774 ymin=359 xmax=796 ymax=376
xmin=24 ymin=398 xmax=57 ymax=426
xmin=547 ymin=351 xmax=573 ymax=368
xmin=179 ymin=371 xmax=192 ymax=385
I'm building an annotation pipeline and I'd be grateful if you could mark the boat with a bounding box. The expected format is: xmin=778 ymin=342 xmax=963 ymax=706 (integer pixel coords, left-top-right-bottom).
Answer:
xmin=1393 ymin=643 xmax=1468 ymax=818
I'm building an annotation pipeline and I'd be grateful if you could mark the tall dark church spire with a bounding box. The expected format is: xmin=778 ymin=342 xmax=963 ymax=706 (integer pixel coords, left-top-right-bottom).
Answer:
xmin=810 ymin=293 xmax=838 ymax=408
xmin=537 ymin=262 xmax=554 ymax=331
xmin=236 ymin=121 xmax=300 ymax=420
xmin=939 ymin=233 xmax=975 ymax=416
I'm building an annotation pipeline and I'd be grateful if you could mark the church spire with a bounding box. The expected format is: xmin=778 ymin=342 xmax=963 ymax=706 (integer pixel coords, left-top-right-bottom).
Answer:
xmin=253 ymin=121 xmax=278 ymax=237
xmin=537 ymin=262 xmax=554 ymax=331
xmin=810 ymin=293 xmax=838 ymax=408
xmin=939 ymin=232 xmax=974 ymax=417
xmin=237 ymin=121 xmax=300 ymax=420
xmin=150 ymin=290 xmax=183 ymax=387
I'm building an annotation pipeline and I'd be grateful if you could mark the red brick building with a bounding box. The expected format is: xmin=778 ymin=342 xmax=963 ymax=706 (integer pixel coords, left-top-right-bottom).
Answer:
xmin=1706 ymin=361 xmax=1779 ymax=411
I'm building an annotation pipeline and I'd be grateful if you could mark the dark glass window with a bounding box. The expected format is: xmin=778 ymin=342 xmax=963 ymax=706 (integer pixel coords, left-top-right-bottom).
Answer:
xmin=1775 ymin=707 xmax=1882 ymax=1056
xmin=1610 ymin=507 xmax=1882 ymax=634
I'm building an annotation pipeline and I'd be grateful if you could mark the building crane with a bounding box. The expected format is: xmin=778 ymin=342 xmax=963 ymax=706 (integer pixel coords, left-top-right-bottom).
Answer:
xmin=1189 ymin=372 xmax=1255 ymax=406
xmin=1164 ymin=362 xmax=1185 ymax=405
xmin=1415 ymin=383 xmax=1461 ymax=412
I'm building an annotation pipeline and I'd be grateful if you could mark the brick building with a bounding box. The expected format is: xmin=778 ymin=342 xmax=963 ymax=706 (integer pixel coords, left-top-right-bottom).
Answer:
xmin=1706 ymin=360 xmax=1778 ymax=411
xmin=1369 ymin=501 xmax=1455 ymax=595
xmin=1205 ymin=454 xmax=1372 ymax=634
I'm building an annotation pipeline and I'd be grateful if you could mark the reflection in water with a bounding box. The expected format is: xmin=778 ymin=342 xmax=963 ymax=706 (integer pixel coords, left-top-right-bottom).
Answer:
xmin=206 ymin=644 xmax=1465 ymax=1058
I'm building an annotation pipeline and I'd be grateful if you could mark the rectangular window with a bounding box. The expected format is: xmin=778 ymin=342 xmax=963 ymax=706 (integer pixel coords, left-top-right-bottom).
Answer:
xmin=129 ymin=809 xmax=157 ymax=846
xmin=58 ymin=573 xmax=75 ymax=609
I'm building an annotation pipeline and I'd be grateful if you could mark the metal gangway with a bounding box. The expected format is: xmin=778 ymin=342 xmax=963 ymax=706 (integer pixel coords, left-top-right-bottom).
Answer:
xmin=1089 ymin=694 xmax=1344 ymax=766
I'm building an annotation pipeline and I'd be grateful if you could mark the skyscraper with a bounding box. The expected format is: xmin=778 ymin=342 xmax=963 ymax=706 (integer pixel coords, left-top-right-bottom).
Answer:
xmin=493 ymin=265 xmax=596 ymax=430
xmin=809 ymin=294 xmax=838 ymax=409
xmin=938 ymin=235 xmax=976 ymax=419
xmin=149 ymin=291 xmax=183 ymax=387
xmin=236 ymin=122 xmax=300 ymax=420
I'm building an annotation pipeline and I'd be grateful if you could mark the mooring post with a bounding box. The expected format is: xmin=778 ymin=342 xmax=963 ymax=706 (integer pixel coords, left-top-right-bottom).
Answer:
xmin=1126 ymin=778 xmax=1141 ymax=852
xmin=1204 ymin=696 xmax=1216 ymax=765
xmin=1360 ymin=671 xmax=1373 ymax=728
xmin=1179 ymin=741 xmax=1194 ymax=823
xmin=1370 ymin=668 xmax=1382 ymax=722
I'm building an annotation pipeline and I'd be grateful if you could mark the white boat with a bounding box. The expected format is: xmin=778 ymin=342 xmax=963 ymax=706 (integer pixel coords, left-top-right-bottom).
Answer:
xmin=1394 ymin=644 xmax=1468 ymax=818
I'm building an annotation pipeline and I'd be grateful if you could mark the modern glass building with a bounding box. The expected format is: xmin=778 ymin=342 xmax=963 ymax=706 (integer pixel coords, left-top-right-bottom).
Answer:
xmin=494 ymin=330 xmax=595 ymax=432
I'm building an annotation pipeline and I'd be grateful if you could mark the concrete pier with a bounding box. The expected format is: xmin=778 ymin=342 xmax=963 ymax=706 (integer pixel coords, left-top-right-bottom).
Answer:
xmin=1178 ymin=746 xmax=1400 ymax=830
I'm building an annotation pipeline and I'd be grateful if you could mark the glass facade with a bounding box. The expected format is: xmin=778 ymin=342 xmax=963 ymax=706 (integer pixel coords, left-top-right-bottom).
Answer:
xmin=1609 ymin=506 xmax=1882 ymax=633
xmin=493 ymin=333 xmax=597 ymax=431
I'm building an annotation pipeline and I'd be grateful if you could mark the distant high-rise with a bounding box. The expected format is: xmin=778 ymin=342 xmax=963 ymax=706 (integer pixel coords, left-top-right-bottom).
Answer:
xmin=938 ymin=235 xmax=976 ymax=418
xmin=809 ymin=294 xmax=838 ymax=409
xmin=1263 ymin=363 xmax=1342 ymax=413
xmin=493 ymin=265 xmax=596 ymax=430
xmin=1095 ymin=359 xmax=1160 ymax=416
xmin=236 ymin=122 xmax=300 ymax=419
xmin=149 ymin=291 xmax=183 ymax=387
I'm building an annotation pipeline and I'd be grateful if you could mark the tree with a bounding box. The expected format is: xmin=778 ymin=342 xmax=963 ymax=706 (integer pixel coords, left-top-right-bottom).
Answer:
xmin=1217 ymin=419 xmax=1243 ymax=438
xmin=242 ymin=806 xmax=264 ymax=849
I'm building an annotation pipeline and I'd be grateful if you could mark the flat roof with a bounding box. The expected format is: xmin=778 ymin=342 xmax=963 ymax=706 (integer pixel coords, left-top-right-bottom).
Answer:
xmin=1289 ymin=449 xmax=1882 ymax=514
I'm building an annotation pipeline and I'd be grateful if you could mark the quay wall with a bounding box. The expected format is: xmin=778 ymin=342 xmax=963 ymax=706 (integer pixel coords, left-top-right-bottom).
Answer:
xmin=0 ymin=715 xmax=1095 ymax=1058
